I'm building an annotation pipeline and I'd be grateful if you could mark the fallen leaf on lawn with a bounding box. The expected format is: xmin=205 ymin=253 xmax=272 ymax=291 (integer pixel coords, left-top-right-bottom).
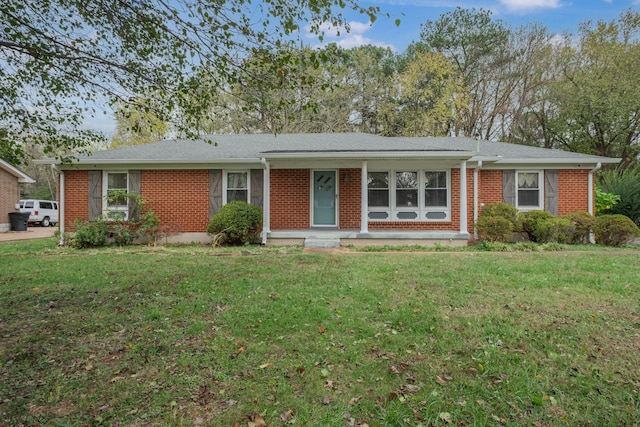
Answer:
xmin=439 ymin=412 xmax=453 ymax=424
xmin=321 ymin=368 xmax=330 ymax=377
xmin=296 ymin=366 xmax=306 ymax=377
xmin=318 ymin=326 xmax=326 ymax=334
xmin=231 ymin=347 xmax=245 ymax=359
xmin=322 ymin=396 xmax=332 ymax=405
xmin=244 ymin=414 xmax=267 ymax=427
xmin=280 ymin=409 xmax=294 ymax=422
xmin=435 ymin=375 xmax=449 ymax=386
xmin=258 ymin=363 xmax=272 ymax=369
xmin=388 ymin=365 xmax=400 ymax=374
xmin=348 ymin=396 xmax=361 ymax=406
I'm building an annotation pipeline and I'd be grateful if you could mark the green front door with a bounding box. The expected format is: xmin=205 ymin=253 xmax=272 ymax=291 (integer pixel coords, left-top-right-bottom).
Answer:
xmin=312 ymin=170 xmax=337 ymax=226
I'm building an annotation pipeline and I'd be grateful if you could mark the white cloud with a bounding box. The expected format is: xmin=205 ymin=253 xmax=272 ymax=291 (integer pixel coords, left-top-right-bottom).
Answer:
xmin=498 ymin=0 xmax=563 ymax=13
xmin=305 ymin=20 xmax=396 ymax=51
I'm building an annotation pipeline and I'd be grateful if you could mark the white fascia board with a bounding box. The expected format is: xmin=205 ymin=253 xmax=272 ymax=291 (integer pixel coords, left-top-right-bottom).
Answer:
xmin=50 ymin=158 xmax=262 ymax=170
xmin=0 ymin=159 xmax=35 ymax=183
xmin=262 ymin=151 xmax=476 ymax=160
xmin=493 ymin=158 xmax=621 ymax=165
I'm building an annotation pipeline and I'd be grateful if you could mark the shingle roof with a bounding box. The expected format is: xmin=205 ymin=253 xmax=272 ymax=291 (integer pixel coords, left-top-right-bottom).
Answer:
xmin=67 ymin=133 xmax=619 ymax=164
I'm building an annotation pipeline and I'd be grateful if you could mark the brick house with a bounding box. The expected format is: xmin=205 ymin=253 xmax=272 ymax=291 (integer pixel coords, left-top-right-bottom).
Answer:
xmin=0 ymin=158 xmax=35 ymax=232
xmin=41 ymin=133 xmax=619 ymax=246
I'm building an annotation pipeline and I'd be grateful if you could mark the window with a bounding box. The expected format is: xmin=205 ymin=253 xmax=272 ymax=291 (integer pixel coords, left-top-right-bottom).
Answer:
xmin=425 ymin=171 xmax=447 ymax=207
xmin=367 ymin=172 xmax=389 ymax=207
xmin=225 ymin=171 xmax=249 ymax=203
xmin=396 ymin=171 xmax=418 ymax=207
xmin=368 ymin=169 xmax=450 ymax=221
xmin=517 ymin=171 xmax=542 ymax=209
xmin=105 ymin=172 xmax=128 ymax=220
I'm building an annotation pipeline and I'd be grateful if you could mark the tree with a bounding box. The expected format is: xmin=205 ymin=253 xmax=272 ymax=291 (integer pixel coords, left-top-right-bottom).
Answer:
xmin=0 ymin=0 xmax=383 ymax=163
xmin=381 ymin=51 xmax=466 ymax=137
xmin=548 ymin=10 xmax=640 ymax=164
xmin=419 ymin=7 xmax=512 ymax=139
xmin=111 ymin=98 xmax=169 ymax=148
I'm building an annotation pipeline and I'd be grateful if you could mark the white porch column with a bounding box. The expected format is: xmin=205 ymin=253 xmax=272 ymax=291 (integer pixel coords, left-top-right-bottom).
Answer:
xmin=261 ymin=158 xmax=271 ymax=245
xmin=459 ymin=160 xmax=468 ymax=234
xmin=360 ymin=161 xmax=368 ymax=233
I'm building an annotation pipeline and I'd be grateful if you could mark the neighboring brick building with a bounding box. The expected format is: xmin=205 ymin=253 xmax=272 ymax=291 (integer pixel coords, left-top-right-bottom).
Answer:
xmin=40 ymin=133 xmax=620 ymax=246
xmin=0 ymin=159 xmax=34 ymax=232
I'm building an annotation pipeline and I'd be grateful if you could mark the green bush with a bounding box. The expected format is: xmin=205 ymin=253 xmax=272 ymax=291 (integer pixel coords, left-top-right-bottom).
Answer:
xmin=480 ymin=202 xmax=520 ymax=229
xmin=476 ymin=216 xmax=514 ymax=243
xmin=533 ymin=217 xmax=575 ymax=244
xmin=593 ymin=214 xmax=640 ymax=246
xmin=599 ymin=165 xmax=640 ymax=226
xmin=519 ymin=210 xmax=555 ymax=242
xmin=562 ymin=211 xmax=595 ymax=244
xmin=72 ymin=219 xmax=109 ymax=248
xmin=207 ymin=201 xmax=263 ymax=245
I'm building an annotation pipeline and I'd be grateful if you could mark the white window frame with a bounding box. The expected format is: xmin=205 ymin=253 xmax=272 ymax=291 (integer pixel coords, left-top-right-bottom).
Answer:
xmin=103 ymin=171 xmax=129 ymax=220
xmin=223 ymin=170 xmax=250 ymax=205
xmin=368 ymin=169 xmax=451 ymax=222
xmin=515 ymin=170 xmax=544 ymax=211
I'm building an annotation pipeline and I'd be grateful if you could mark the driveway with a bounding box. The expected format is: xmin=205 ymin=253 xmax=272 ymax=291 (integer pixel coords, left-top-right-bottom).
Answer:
xmin=0 ymin=226 xmax=56 ymax=242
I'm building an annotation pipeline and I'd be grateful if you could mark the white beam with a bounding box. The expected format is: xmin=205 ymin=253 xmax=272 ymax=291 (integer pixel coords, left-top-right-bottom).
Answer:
xmin=361 ymin=161 xmax=368 ymax=234
xmin=459 ymin=161 xmax=468 ymax=234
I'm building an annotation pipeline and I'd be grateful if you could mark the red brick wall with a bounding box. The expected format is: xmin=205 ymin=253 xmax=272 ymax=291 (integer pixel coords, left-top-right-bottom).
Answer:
xmin=63 ymin=170 xmax=90 ymax=231
xmin=338 ymin=168 xmax=361 ymax=229
xmin=63 ymin=169 xmax=210 ymax=232
xmin=0 ymin=168 xmax=20 ymax=225
xmin=270 ymin=169 xmax=310 ymax=229
xmin=558 ymin=170 xmax=590 ymax=214
xmin=478 ymin=170 xmax=503 ymax=214
xmin=141 ymin=170 xmax=210 ymax=232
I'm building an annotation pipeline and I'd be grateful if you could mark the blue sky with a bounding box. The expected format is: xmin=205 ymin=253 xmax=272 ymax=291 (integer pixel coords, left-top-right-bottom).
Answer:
xmin=308 ymin=0 xmax=640 ymax=52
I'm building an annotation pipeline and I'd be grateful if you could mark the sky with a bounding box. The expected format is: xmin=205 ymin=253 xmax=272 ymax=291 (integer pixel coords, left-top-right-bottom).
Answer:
xmin=308 ymin=0 xmax=640 ymax=52
xmin=86 ymin=0 xmax=640 ymax=136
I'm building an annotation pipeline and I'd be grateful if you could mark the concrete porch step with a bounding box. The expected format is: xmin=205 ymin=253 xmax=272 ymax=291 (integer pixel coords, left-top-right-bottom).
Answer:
xmin=304 ymin=237 xmax=341 ymax=248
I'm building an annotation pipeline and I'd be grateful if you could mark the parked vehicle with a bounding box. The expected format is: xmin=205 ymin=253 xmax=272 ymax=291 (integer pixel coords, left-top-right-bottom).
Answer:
xmin=17 ymin=200 xmax=59 ymax=227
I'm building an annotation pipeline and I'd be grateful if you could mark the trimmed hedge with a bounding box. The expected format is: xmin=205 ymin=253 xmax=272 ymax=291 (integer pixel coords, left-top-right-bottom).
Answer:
xmin=593 ymin=214 xmax=640 ymax=246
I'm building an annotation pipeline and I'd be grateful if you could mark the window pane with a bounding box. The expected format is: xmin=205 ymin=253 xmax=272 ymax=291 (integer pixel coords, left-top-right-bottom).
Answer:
xmin=227 ymin=190 xmax=248 ymax=203
xmin=396 ymin=189 xmax=418 ymax=207
xmin=368 ymin=189 xmax=389 ymax=207
xmin=425 ymin=189 xmax=447 ymax=207
xmin=368 ymin=172 xmax=389 ymax=189
xmin=518 ymin=190 xmax=539 ymax=207
xmin=396 ymin=172 xmax=417 ymax=189
xmin=518 ymin=173 xmax=539 ymax=189
xmin=227 ymin=172 xmax=247 ymax=189
xmin=24 ymin=201 xmax=34 ymax=208
xmin=108 ymin=173 xmax=127 ymax=189
xmin=425 ymin=171 xmax=446 ymax=189
xmin=107 ymin=190 xmax=127 ymax=208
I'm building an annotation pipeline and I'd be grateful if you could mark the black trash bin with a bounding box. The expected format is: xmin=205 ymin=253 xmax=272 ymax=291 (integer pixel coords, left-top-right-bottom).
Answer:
xmin=8 ymin=212 xmax=30 ymax=231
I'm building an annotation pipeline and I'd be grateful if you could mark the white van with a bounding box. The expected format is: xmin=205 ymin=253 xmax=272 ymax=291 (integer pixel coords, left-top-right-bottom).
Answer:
xmin=18 ymin=200 xmax=59 ymax=227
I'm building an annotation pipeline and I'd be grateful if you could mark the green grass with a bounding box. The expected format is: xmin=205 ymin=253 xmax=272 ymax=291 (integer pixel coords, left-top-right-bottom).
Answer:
xmin=1 ymin=239 xmax=639 ymax=426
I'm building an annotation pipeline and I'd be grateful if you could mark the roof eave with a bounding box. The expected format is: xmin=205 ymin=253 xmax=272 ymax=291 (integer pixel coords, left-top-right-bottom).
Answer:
xmin=261 ymin=151 xmax=476 ymax=160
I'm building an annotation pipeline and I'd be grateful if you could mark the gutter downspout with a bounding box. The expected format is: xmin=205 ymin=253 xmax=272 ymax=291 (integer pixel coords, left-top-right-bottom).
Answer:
xmin=473 ymin=160 xmax=483 ymax=240
xmin=55 ymin=165 xmax=65 ymax=247
xmin=588 ymin=162 xmax=601 ymax=216
xmin=261 ymin=158 xmax=270 ymax=245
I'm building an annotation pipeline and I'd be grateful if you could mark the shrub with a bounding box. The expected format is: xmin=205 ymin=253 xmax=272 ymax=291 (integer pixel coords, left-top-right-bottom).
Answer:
xmin=532 ymin=217 xmax=575 ymax=244
xmin=207 ymin=201 xmax=263 ymax=245
xmin=562 ymin=211 xmax=595 ymax=244
xmin=519 ymin=210 xmax=555 ymax=242
xmin=480 ymin=202 xmax=520 ymax=229
xmin=599 ymin=165 xmax=640 ymax=226
xmin=72 ymin=219 xmax=109 ymax=248
xmin=593 ymin=214 xmax=640 ymax=246
xmin=476 ymin=216 xmax=514 ymax=243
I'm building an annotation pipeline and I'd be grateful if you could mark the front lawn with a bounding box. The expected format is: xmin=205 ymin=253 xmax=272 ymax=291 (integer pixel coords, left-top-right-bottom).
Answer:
xmin=1 ymin=241 xmax=639 ymax=426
